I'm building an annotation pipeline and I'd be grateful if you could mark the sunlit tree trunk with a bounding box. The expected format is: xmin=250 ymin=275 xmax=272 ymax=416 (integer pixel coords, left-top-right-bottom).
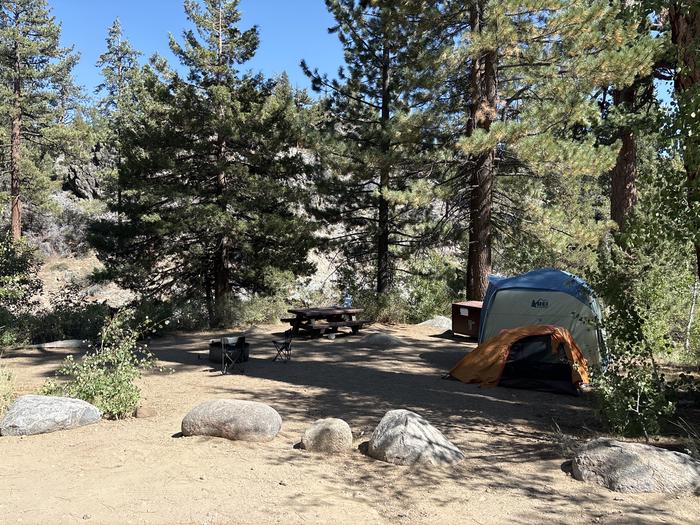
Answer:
xmin=670 ymin=3 xmax=700 ymax=277
xmin=466 ymin=2 xmax=497 ymax=300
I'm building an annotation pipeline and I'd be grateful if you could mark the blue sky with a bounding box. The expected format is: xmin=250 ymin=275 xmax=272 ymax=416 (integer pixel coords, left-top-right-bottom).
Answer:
xmin=50 ymin=0 xmax=344 ymax=99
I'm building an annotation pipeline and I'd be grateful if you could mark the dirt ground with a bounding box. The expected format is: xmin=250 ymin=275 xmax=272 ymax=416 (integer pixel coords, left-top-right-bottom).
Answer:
xmin=1 ymin=323 xmax=698 ymax=525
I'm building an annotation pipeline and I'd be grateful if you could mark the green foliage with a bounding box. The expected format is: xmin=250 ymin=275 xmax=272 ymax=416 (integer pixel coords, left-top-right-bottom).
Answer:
xmin=592 ymin=349 xmax=674 ymax=438
xmin=0 ymin=0 xmax=81 ymax=233
xmin=0 ymin=232 xmax=42 ymax=311
xmin=352 ymin=289 xmax=409 ymax=325
xmin=24 ymin=282 xmax=110 ymax=344
xmin=303 ymin=0 xmax=447 ymax=295
xmin=403 ymin=250 xmax=462 ymax=323
xmin=344 ymin=250 xmax=462 ymax=324
xmin=0 ymin=233 xmax=41 ymax=347
xmin=90 ymin=0 xmax=317 ymax=327
xmin=0 ymin=352 xmax=15 ymax=415
xmin=41 ymin=311 xmax=157 ymax=419
xmin=225 ymin=269 xmax=297 ymax=326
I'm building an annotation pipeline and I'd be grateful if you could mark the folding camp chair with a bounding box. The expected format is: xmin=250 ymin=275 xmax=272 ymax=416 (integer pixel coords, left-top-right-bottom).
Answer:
xmin=273 ymin=330 xmax=293 ymax=362
xmin=221 ymin=336 xmax=247 ymax=374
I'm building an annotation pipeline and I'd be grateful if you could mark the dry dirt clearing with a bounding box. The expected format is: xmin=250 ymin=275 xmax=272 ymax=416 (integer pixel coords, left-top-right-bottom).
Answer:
xmin=2 ymin=324 xmax=698 ymax=524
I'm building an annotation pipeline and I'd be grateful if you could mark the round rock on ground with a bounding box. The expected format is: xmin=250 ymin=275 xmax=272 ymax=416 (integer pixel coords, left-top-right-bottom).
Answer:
xmin=367 ymin=409 xmax=465 ymax=466
xmin=301 ymin=418 xmax=353 ymax=453
xmin=418 ymin=316 xmax=452 ymax=330
xmin=362 ymin=333 xmax=402 ymax=349
xmin=181 ymin=399 xmax=282 ymax=442
xmin=572 ymin=437 xmax=700 ymax=494
xmin=0 ymin=395 xmax=101 ymax=436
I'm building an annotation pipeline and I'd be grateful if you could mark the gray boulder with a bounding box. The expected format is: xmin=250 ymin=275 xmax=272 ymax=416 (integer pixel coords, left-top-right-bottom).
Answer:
xmin=182 ymin=399 xmax=281 ymax=442
xmin=572 ymin=438 xmax=700 ymax=494
xmin=0 ymin=395 xmax=101 ymax=436
xmin=418 ymin=316 xmax=452 ymax=330
xmin=301 ymin=418 xmax=353 ymax=453
xmin=362 ymin=333 xmax=402 ymax=349
xmin=367 ymin=409 xmax=465 ymax=466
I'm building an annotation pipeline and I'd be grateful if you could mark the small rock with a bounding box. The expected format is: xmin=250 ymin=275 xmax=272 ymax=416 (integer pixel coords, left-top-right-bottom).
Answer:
xmin=572 ymin=438 xmax=700 ymax=494
xmin=300 ymin=418 xmax=353 ymax=453
xmin=367 ymin=409 xmax=464 ymax=466
xmin=135 ymin=406 xmax=156 ymax=418
xmin=0 ymin=395 xmax=101 ymax=436
xmin=181 ymin=399 xmax=282 ymax=442
xmin=362 ymin=333 xmax=402 ymax=349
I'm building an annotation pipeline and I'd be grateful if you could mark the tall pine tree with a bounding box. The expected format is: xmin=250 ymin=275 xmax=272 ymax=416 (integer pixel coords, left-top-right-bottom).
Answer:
xmin=0 ymin=0 xmax=77 ymax=239
xmin=432 ymin=0 xmax=657 ymax=298
xmin=91 ymin=0 xmax=316 ymax=326
xmin=303 ymin=0 xmax=444 ymax=296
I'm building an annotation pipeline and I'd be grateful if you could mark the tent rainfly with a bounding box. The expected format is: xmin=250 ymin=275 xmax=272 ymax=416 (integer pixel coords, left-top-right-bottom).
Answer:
xmin=450 ymin=325 xmax=590 ymax=395
xmin=479 ymin=268 xmax=604 ymax=366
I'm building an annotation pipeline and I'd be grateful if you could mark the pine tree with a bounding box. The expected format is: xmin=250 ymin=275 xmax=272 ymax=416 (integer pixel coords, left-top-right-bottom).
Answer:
xmin=303 ymin=0 xmax=444 ymax=296
xmin=91 ymin=0 xmax=316 ymax=326
xmin=433 ymin=0 xmax=657 ymax=297
xmin=0 ymin=0 xmax=77 ymax=239
xmin=669 ymin=2 xmax=700 ymax=277
xmin=95 ymin=18 xmax=142 ymax=225
xmin=96 ymin=19 xmax=141 ymax=120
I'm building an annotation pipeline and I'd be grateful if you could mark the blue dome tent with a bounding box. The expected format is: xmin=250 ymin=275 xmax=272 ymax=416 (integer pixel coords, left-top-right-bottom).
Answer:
xmin=478 ymin=268 xmax=604 ymax=365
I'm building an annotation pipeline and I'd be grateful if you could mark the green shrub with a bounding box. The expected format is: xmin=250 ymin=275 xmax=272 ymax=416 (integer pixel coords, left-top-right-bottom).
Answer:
xmin=404 ymin=250 xmax=461 ymax=323
xmin=592 ymin=347 xmax=674 ymax=437
xmin=590 ymin=230 xmax=686 ymax=437
xmin=0 ymin=233 xmax=42 ymax=347
xmin=41 ymin=311 xmax=157 ymax=419
xmin=0 ymin=353 xmax=15 ymax=415
xmin=16 ymin=281 xmax=110 ymax=344
xmin=226 ymin=269 xmax=298 ymax=326
xmin=132 ymin=298 xmax=208 ymax=333
xmin=349 ymin=289 xmax=407 ymax=324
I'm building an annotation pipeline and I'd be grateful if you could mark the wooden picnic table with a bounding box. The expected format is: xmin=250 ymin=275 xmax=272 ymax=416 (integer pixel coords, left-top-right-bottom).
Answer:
xmin=283 ymin=307 xmax=367 ymax=336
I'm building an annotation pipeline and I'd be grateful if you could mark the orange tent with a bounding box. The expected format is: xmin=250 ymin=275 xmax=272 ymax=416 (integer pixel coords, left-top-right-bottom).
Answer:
xmin=450 ymin=325 xmax=589 ymax=392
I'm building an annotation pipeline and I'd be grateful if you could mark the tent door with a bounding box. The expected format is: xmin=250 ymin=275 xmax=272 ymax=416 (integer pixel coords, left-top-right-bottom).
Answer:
xmin=498 ymin=335 xmax=578 ymax=395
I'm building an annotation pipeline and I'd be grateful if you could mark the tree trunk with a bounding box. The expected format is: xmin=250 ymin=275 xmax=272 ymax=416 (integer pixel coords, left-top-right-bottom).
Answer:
xmin=213 ymin=243 xmax=229 ymax=327
xmin=467 ymin=149 xmax=494 ymax=300
xmin=10 ymin=41 xmax=22 ymax=240
xmin=610 ymin=86 xmax=638 ymax=231
xmin=670 ymin=4 xmax=700 ymax=278
xmin=377 ymin=41 xmax=391 ymax=294
xmin=10 ymin=111 xmax=22 ymax=241
xmin=211 ymin=6 xmax=231 ymax=328
xmin=465 ymin=3 xmax=497 ymax=300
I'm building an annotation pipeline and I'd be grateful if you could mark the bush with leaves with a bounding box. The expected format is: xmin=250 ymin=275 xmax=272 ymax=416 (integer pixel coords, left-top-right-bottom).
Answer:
xmin=24 ymin=281 xmax=110 ymax=344
xmin=41 ymin=311 xmax=157 ymax=419
xmin=591 ymin=230 xmax=686 ymax=437
xmin=0 ymin=352 xmax=15 ymax=415
xmin=0 ymin=233 xmax=42 ymax=347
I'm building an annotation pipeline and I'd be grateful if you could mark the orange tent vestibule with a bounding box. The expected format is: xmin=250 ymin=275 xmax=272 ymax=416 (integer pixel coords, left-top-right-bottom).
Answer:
xmin=449 ymin=325 xmax=589 ymax=392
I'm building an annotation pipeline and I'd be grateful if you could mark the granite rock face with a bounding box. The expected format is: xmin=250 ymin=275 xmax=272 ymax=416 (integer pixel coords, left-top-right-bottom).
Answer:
xmin=0 ymin=395 xmax=101 ymax=436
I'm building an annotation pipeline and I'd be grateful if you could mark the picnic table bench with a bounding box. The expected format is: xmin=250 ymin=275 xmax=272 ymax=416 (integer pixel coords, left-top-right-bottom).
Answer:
xmin=283 ymin=307 xmax=368 ymax=336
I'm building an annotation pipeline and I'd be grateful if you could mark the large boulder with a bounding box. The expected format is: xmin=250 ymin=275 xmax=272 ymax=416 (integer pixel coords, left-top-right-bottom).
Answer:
xmin=418 ymin=316 xmax=452 ymax=330
xmin=572 ymin=438 xmax=700 ymax=494
xmin=301 ymin=418 xmax=353 ymax=453
xmin=0 ymin=395 xmax=101 ymax=436
xmin=362 ymin=333 xmax=402 ymax=349
xmin=182 ymin=399 xmax=281 ymax=442
xmin=367 ymin=409 xmax=465 ymax=466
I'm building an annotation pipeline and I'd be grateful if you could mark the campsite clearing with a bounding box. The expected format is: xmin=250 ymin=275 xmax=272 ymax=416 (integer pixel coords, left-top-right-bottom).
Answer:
xmin=1 ymin=323 xmax=697 ymax=524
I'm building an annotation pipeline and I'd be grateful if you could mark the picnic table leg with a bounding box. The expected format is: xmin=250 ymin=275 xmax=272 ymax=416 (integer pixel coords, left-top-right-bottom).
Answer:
xmin=292 ymin=316 xmax=302 ymax=337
